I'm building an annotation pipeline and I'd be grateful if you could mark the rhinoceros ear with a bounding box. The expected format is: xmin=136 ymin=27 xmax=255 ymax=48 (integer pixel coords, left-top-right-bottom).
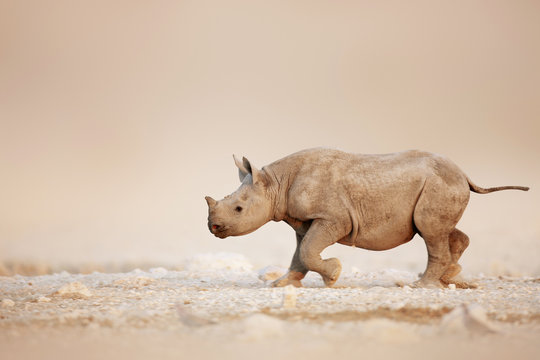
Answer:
xmin=242 ymin=156 xmax=261 ymax=184
xmin=233 ymin=154 xmax=260 ymax=184
xmin=233 ymin=154 xmax=250 ymax=182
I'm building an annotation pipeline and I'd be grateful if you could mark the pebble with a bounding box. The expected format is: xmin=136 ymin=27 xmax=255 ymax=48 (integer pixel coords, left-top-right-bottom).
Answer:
xmin=55 ymin=282 xmax=92 ymax=299
xmin=113 ymin=276 xmax=155 ymax=289
xmin=1 ymin=299 xmax=15 ymax=308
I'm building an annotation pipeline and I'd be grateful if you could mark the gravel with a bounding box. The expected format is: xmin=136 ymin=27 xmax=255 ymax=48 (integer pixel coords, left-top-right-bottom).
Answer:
xmin=1 ymin=253 xmax=539 ymax=360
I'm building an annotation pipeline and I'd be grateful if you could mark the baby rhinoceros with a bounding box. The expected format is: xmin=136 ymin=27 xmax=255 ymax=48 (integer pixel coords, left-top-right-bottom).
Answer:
xmin=205 ymin=148 xmax=529 ymax=289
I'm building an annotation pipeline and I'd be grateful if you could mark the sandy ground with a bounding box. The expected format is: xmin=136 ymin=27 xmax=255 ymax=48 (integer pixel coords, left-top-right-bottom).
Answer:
xmin=1 ymin=253 xmax=539 ymax=360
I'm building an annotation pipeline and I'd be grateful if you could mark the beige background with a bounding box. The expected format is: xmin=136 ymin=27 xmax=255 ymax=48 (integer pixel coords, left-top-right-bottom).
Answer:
xmin=1 ymin=0 xmax=539 ymax=274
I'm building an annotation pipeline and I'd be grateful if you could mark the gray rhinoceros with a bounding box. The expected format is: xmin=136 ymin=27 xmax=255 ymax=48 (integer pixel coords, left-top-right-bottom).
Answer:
xmin=205 ymin=148 xmax=528 ymax=288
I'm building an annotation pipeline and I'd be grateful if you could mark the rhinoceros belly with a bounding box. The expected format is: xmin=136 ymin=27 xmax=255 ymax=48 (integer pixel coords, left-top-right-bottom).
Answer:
xmin=337 ymin=177 xmax=422 ymax=251
xmin=338 ymin=215 xmax=416 ymax=251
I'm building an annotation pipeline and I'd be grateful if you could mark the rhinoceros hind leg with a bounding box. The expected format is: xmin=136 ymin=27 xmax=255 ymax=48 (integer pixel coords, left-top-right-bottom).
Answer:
xmin=448 ymin=228 xmax=469 ymax=262
xmin=439 ymin=228 xmax=477 ymax=288
xmin=411 ymin=235 xmax=451 ymax=288
xmin=412 ymin=176 xmax=469 ymax=288
xmin=441 ymin=274 xmax=478 ymax=289
xmin=440 ymin=263 xmax=462 ymax=284
xmin=441 ymin=228 xmax=469 ymax=279
xmin=416 ymin=230 xmax=454 ymax=288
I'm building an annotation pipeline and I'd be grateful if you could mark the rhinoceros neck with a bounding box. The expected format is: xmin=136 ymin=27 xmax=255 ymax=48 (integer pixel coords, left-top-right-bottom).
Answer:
xmin=263 ymin=158 xmax=301 ymax=222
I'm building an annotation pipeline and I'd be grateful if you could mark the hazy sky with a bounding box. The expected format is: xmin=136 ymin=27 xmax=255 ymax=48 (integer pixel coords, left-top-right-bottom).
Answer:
xmin=1 ymin=1 xmax=539 ymax=273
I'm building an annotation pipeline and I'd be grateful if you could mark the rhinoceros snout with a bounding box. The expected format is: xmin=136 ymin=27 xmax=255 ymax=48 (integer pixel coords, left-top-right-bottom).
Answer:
xmin=208 ymin=221 xmax=226 ymax=235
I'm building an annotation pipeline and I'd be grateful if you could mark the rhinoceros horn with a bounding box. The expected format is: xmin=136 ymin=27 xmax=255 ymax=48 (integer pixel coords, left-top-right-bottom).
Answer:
xmin=205 ymin=196 xmax=217 ymax=207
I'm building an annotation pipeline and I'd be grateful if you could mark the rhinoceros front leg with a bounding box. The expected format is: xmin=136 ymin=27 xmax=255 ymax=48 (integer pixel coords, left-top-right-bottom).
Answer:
xmin=272 ymin=233 xmax=308 ymax=288
xmin=298 ymin=220 xmax=343 ymax=287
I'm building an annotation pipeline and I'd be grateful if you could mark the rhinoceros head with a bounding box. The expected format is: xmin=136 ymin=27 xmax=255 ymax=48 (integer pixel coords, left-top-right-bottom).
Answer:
xmin=205 ymin=155 xmax=273 ymax=238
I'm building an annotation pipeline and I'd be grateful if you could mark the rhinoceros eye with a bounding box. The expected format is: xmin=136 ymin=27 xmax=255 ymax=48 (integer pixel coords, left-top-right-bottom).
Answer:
xmin=235 ymin=206 xmax=243 ymax=213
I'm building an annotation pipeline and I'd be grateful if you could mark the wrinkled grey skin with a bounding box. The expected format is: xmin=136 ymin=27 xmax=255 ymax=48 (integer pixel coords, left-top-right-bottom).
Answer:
xmin=205 ymin=148 xmax=529 ymax=288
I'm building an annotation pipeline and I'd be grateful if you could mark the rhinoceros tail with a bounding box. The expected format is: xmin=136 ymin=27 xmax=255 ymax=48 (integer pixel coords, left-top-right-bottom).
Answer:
xmin=467 ymin=177 xmax=529 ymax=194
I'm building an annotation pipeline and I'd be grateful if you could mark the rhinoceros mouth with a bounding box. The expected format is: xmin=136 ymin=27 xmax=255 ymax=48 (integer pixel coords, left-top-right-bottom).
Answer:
xmin=210 ymin=224 xmax=256 ymax=238
xmin=212 ymin=226 xmax=231 ymax=238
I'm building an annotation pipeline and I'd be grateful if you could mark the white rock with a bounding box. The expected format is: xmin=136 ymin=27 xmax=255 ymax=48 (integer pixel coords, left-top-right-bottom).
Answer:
xmin=113 ymin=276 xmax=155 ymax=289
xmin=440 ymin=306 xmax=466 ymax=333
xmin=440 ymin=304 xmax=499 ymax=335
xmin=467 ymin=303 xmax=498 ymax=331
xmin=1 ymin=299 xmax=15 ymax=308
xmin=55 ymin=282 xmax=92 ymax=299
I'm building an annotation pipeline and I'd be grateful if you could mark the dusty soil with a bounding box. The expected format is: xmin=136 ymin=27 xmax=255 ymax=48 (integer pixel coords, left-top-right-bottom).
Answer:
xmin=1 ymin=253 xmax=539 ymax=360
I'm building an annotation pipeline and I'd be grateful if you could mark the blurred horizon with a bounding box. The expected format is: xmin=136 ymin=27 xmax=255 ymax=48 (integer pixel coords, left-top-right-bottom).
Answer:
xmin=1 ymin=1 xmax=539 ymax=275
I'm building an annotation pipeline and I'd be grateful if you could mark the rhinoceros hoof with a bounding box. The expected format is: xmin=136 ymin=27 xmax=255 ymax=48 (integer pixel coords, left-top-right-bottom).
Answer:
xmin=322 ymin=258 xmax=342 ymax=287
xmin=271 ymin=272 xmax=304 ymax=288
xmin=441 ymin=276 xmax=478 ymax=289
xmin=440 ymin=264 xmax=462 ymax=283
